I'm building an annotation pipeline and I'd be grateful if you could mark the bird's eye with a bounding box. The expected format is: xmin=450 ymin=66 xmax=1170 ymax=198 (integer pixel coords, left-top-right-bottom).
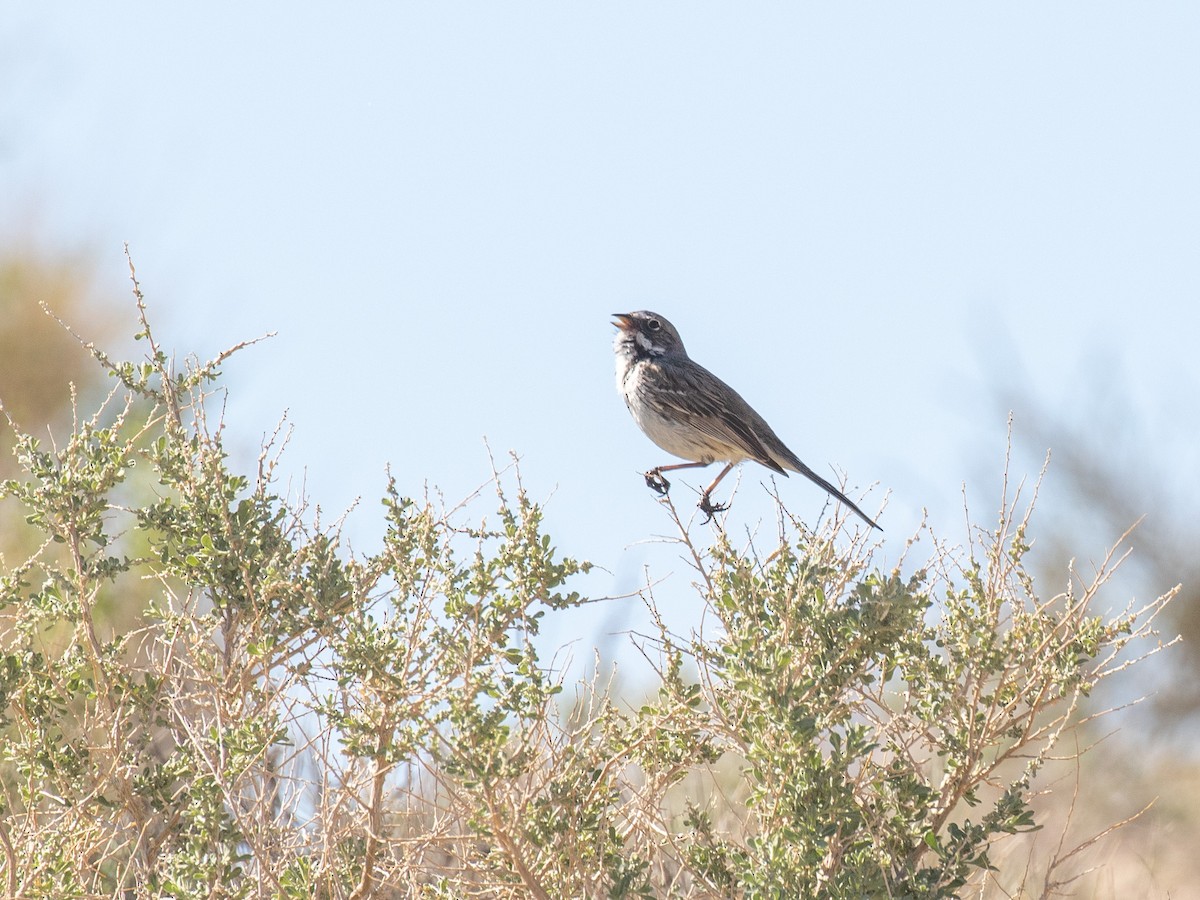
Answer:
xmin=647 ymin=319 xmax=661 ymax=332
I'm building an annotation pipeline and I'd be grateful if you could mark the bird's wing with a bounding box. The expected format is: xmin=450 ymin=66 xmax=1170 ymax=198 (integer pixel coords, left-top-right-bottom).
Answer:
xmin=641 ymin=359 xmax=788 ymax=474
xmin=641 ymin=360 xmax=882 ymax=531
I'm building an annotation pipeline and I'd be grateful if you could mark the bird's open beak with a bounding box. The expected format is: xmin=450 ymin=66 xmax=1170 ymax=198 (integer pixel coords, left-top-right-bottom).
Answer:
xmin=612 ymin=313 xmax=635 ymax=331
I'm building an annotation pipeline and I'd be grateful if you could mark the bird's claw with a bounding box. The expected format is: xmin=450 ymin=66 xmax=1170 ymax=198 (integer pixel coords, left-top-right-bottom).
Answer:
xmin=644 ymin=470 xmax=671 ymax=495
xmin=698 ymin=493 xmax=729 ymax=522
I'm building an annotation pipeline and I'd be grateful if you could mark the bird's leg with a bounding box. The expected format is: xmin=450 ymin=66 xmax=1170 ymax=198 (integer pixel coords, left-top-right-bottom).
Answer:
xmin=643 ymin=461 xmax=712 ymax=497
xmin=698 ymin=463 xmax=736 ymax=521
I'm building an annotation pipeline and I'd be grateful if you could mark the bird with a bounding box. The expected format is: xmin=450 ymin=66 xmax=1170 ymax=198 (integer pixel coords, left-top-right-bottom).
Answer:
xmin=612 ymin=310 xmax=881 ymax=530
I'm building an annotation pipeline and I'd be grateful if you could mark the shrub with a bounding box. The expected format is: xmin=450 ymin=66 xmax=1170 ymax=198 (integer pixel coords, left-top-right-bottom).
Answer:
xmin=0 ymin=259 xmax=1175 ymax=898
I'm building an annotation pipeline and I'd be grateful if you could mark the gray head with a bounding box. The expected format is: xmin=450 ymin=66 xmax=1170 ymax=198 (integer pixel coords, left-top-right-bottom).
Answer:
xmin=612 ymin=310 xmax=688 ymax=360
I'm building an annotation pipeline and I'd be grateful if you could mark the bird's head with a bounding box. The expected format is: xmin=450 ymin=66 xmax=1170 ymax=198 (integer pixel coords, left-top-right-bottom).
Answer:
xmin=612 ymin=310 xmax=687 ymax=360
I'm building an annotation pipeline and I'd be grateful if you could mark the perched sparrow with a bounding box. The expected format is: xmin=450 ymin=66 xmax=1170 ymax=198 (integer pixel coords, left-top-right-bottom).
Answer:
xmin=613 ymin=310 xmax=881 ymax=529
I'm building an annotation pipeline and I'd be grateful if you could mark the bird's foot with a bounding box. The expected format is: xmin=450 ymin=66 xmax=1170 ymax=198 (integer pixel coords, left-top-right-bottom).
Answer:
xmin=644 ymin=469 xmax=671 ymax=495
xmin=698 ymin=492 xmax=729 ymax=522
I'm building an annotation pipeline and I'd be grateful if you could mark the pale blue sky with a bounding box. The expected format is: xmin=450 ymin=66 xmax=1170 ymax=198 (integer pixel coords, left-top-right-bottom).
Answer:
xmin=3 ymin=4 xmax=1198 ymax=672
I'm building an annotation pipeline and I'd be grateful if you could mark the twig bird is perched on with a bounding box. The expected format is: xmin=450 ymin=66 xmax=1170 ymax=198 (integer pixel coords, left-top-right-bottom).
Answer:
xmin=612 ymin=311 xmax=881 ymax=530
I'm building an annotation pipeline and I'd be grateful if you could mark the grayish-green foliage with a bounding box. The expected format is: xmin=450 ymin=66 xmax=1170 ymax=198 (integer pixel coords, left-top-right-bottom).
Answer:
xmin=0 ymin=259 xmax=1175 ymax=898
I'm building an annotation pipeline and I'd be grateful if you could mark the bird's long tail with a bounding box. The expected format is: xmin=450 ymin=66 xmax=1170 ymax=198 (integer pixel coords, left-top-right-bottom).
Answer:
xmin=789 ymin=461 xmax=882 ymax=531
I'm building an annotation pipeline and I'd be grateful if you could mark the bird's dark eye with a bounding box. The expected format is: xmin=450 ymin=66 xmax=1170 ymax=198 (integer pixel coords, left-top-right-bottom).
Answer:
xmin=647 ymin=319 xmax=661 ymax=332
